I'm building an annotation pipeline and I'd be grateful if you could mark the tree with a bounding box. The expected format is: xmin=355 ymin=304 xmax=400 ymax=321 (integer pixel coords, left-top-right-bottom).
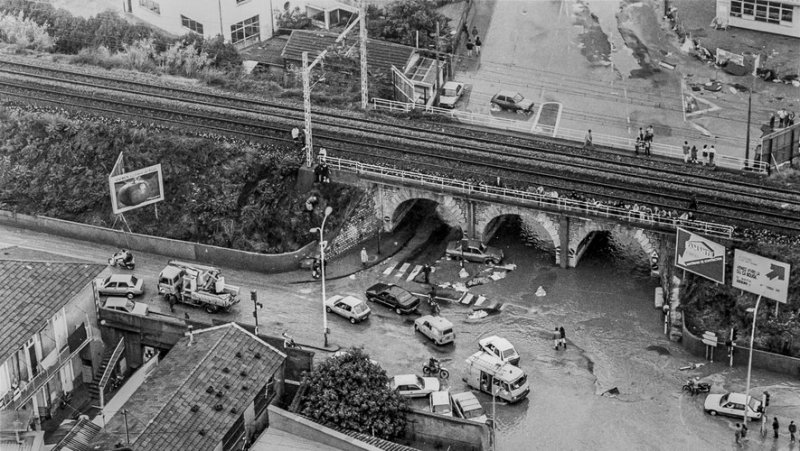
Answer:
xmin=275 ymin=6 xmax=311 ymax=30
xmin=366 ymin=0 xmax=450 ymax=49
xmin=299 ymin=348 xmax=408 ymax=439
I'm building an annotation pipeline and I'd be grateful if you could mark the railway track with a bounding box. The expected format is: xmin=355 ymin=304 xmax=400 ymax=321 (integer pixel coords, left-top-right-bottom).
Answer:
xmin=0 ymin=59 xmax=798 ymax=234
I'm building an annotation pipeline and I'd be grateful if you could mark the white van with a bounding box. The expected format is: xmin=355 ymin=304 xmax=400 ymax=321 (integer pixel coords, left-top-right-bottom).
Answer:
xmin=463 ymin=352 xmax=529 ymax=403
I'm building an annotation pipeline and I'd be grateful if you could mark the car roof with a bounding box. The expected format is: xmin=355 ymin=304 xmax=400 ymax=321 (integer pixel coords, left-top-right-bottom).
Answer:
xmin=480 ymin=336 xmax=514 ymax=351
xmin=497 ymin=90 xmax=521 ymax=97
xmin=418 ymin=315 xmax=454 ymax=328
xmin=368 ymin=282 xmax=391 ymax=291
xmin=442 ymin=81 xmax=462 ymax=89
xmin=430 ymin=391 xmax=450 ymax=403
xmin=105 ymin=297 xmax=130 ymax=308
xmin=394 ymin=374 xmax=419 ymax=385
xmin=108 ymin=274 xmax=134 ymax=282
xmin=160 ymin=266 xmax=183 ymax=278
xmin=451 ymin=392 xmax=481 ymax=408
xmin=338 ymin=295 xmax=364 ymax=306
xmin=727 ymin=393 xmax=756 ymax=404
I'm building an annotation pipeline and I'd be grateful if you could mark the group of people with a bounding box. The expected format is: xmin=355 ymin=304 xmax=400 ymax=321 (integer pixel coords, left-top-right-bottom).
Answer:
xmin=735 ymin=418 xmax=797 ymax=445
xmin=553 ymin=326 xmax=567 ymax=350
xmin=681 ymin=141 xmax=718 ymax=166
xmin=634 ymin=125 xmax=655 ymax=156
xmin=769 ymin=109 xmax=796 ymax=129
xmin=463 ymin=25 xmax=483 ymax=58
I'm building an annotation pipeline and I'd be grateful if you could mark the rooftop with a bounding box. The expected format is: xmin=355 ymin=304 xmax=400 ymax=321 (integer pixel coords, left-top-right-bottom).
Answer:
xmin=90 ymin=323 xmax=286 ymax=451
xmin=0 ymin=254 xmax=105 ymax=364
xmin=282 ymin=30 xmax=415 ymax=74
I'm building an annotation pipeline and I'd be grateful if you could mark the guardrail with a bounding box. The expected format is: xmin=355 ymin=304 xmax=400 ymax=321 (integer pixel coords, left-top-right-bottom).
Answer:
xmin=371 ymin=98 xmax=768 ymax=173
xmin=98 ymin=337 xmax=125 ymax=409
xmin=327 ymin=156 xmax=735 ymax=238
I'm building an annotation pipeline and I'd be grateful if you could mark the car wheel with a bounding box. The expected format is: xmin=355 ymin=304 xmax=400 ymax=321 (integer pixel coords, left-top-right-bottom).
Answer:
xmin=126 ymin=292 xmax=134 ymax=299
xmin=490 ymin=102 xmax=500 ymax=110
xmin=326 ymin=306 xmax=332 ymax=313
xmin=349 ymin=317 xmax=356 ymax=324
xmin=516 ymin=108 xmax=525 ymax=115
xmin=395 ymin=308 xmax=402 ymax=315
xmin=367 ymin=296 xmax=375 ymax=302
xmin=708 ymin=410 xmax=717 ymax=416
xmin=205 ymin=304 xmax=219 ymax=314
xmin=486 ymin=258 xmax=499 ymax=266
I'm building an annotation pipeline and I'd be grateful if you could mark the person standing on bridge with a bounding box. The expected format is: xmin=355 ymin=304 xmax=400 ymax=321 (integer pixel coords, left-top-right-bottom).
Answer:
xmin=583 ymin=130 xmax=593 ymax=150
xmin=682 ymin=141 xmax=690 ymax=164
xmin=701 ymin=145 xmax=709 ymax=166
xmin=708 ymin=145 xmax=717 ymax=167
xmin=690 ymin=144 xmax=698 ymax=164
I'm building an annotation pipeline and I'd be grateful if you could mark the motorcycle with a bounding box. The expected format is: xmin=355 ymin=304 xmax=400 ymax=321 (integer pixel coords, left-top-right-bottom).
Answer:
xmin=682 ymin=379 xmax=711 ymax=396
xmin=422 ymin=357 xmax=449 ymax=379
xmin=108 ymin=250 xmax=136 ymax=270
xmin=310 ymin=258 xmax=327 ymax=280
xmin=282 ymin=332 xmax=302 ymax=349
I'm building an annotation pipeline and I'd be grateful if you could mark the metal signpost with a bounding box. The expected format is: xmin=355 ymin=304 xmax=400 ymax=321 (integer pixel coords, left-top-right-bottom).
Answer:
xmin=674 ymin=228 xmax=726 ymax=284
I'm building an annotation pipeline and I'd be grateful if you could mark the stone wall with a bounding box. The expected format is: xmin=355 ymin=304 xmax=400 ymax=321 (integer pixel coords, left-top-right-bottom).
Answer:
xmin=328 ymin=188 xmax=381 ymax=258
xmin=405 ymin=409 xmax=490 ymax=451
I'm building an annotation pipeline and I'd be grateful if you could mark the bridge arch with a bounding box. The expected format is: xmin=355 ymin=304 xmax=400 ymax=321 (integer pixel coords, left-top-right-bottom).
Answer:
xmin=476 ymin=204 xmax=561 ymax=264
xmin=375 ymin=185 xmax=468 ymax=232
xmin=570 ymin=221 xmax=659 ymax=270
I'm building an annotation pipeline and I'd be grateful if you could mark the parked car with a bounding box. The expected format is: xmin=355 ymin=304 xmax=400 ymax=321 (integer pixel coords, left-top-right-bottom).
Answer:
xmin=104 ymin=297 xmax=148 ymax=315
xmin=490 ymin=90 xmax=535 ymax=115
xmin=704 ymin=392 xmax=763 ymax=420
xmin=365 ymin=283 xmax=421 ymax=314
xmin=478 ymin=336 xmax=520 ymax=365
xmin=452 ymin=392 xmax=488 ymax=424
xmin=97 ymin=274 xmax=144 ymax=298
xmin=414 ymin=315 xmax=455 ymax=345
xmin=446 ymin=239 xmax=504 ymax=265
xmin=429 ymin=391 xmax=454 ymax=417
xmin=390 ymin=374 xmax=440 ymax=398
xmin=325 ymin=295 xmax=371 ymax=324
xmin=439 ymin=81 xmax=465 ymax=109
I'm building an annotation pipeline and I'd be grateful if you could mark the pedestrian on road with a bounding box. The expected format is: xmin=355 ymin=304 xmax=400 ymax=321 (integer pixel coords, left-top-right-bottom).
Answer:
xmin=475 ymin=36 xmax=482 ymax=56
xmin=690 ymin=145 xmax=698 ymax=164
xmin=559 ymin=326 xmax=567 ymax=349
xmin=789 ymin=420 xmax=796 ymax=442
xmin=472 ymin=25 xmax=478 ymax=38
xmin=168 ymin=295 xmax=176 ymax=313
xmin=466 ymin=38 xmax=474 ymax=57
xmin=361 ymin=247 xmax=369 ymax=267
xmin=708 ymin=145 xmax=717 ymax=167
xmin=701 ymin=144 xmax=709 ymax=166
xmin=734 ymin=423 xmax=743 ymax=444
xmin=774 ymin=417 xmax=780 ymax=439
xmin=682 ymin=141 xmax=690 ymax=164
xmin=553 ymin=327 xmax=560 ymax=350
xmin=422 ymin=264 xmax=432 ymax=284
xmin=583 ymin=129 xmax=593 ymax=149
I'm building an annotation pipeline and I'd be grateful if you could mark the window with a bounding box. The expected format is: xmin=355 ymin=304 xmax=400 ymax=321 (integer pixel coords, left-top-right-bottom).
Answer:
xmin=731 ymin=0 xmax=742 ymax=17
xmin=181 ymin=15 xmax=204 ymax=34
xmin=734 ymin=0 xmax=793 ymax=25
xmin=138 ymin=0 xmax=160 ymax=15
xmin=230 ymin=15 xmax=260 ymax=46
xmin=780 ymin=4 xmax=792 ymax=22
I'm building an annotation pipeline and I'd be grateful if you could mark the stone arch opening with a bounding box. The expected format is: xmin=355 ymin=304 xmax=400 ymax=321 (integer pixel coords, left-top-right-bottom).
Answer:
xmin=570 ymin=223 xmax=658 ymax=273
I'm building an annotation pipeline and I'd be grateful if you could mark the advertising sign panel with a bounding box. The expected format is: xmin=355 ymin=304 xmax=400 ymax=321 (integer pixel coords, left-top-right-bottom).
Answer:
xmin=674 ymin=228 xmax=726 ymax=284
xmin=108 ymin=164 xmax=165 ymax=214
xmin=732 ymin=249 xmax=790 ymax=303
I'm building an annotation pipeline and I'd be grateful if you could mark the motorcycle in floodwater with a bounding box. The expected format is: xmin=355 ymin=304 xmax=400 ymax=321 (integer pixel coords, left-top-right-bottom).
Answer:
xmin=108 ymin=249 xmax=135 ymax=270
xmin=682 ymin=379 xmax=711 ymax=396
xmin=422 ymin=357 xmax=449 ymax=379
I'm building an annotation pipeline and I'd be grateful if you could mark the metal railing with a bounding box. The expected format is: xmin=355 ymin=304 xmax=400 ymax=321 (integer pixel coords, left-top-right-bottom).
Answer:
xmin=371 ymin=98 xmax=768 ymax=173
xmin=98 ymin=337 xmax=125 ymax=409
xmin=327 ymin=156 xmax=734 ymax=238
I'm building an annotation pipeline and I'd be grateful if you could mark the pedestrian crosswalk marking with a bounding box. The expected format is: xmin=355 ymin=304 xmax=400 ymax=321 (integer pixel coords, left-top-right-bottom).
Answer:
xmin=382 ymin=262 xmax=397 ymax=276
xmin=474 ymin=296 xmax=486 ymax=306
xmin=461 ymin=293 xmax=474 ymax=305
xmin=406 ymin=265 xmax=423 ymax=282
xmin=395 ymin=263 xmax=411 ymax=278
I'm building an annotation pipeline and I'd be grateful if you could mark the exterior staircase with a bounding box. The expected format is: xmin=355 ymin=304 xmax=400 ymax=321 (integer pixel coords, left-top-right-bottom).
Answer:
xmin=87 ymin=337 xmax=124 ymax=404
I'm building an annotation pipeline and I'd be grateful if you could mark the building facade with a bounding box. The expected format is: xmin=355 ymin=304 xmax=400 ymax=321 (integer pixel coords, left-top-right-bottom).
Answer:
xmin=716 ymin=0 xmax=800 ymax=38
xmin=125 ymin=0 xmax=276 ymax=48
xmin=0 ymin=254 xmax=107 ymax=429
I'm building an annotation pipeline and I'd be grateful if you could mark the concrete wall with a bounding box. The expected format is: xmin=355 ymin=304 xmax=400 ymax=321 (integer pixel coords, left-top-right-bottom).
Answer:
xmin=405 ymin=409 xmax=490 ymax=451
xmin=264 ymin=405 xmax=382 ymax=451
xmin=0 ymin=210 xmax=316 ymax=273
xmin=682 ymin=319 xmax=800 ymax=377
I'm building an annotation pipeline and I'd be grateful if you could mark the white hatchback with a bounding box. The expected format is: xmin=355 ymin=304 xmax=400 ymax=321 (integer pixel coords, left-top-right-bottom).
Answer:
xmin=478 ymin=336 xmax=520 ymax=365
xmin=325 ymin=295 xmax=371 ymax=324
xmin=704 ymin=392 xmax=763 ymax=420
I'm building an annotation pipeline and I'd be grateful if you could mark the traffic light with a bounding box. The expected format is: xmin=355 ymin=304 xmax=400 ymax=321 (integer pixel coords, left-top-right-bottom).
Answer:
xmin=764 ymin=392 xmax=770 ymax=407
xmin=250 ymin=290 xmax=257 ymax=302
xmin=732 ymin=328 xmax=738 ymax=342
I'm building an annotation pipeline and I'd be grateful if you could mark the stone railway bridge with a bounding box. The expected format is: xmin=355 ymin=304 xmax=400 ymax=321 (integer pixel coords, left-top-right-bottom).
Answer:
xmin=321 ymin=158 xmax=734 ymax=271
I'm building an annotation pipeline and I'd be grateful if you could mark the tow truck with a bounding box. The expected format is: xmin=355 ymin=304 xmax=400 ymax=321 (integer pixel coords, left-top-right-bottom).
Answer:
xmin=157 ymin=260 xmax=240 ymax=313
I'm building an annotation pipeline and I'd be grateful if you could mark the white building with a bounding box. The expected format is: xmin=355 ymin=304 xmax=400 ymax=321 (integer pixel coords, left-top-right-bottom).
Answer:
xmin=716 ymin=0 xmax=800 ymax=38
xmin=124 ymin=0 xmax=276 ymax=48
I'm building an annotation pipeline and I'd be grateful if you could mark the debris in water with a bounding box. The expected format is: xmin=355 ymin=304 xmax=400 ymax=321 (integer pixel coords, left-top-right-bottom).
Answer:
xmin=602 ymin=387 xmax=620 ymax=397
xmin=535 ymin=286 xmax=547 ymax=297
xmin=645 ymin=345 xmax=671 ymax=355
xmin=459 ymin=268 xmax=469 ymax=279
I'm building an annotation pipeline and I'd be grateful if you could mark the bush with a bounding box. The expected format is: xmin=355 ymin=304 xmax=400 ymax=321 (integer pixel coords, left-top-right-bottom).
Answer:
xmin=275 ymin=6 xmax=312 ymax=30
xmin=0 ymin=11 xmax=55 ymax=51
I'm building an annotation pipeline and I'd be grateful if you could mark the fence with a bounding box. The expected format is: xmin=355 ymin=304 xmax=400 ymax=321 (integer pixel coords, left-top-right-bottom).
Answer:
xmin=371 ymin=98 xmax=767 ymax=173
xmin=327 ymin=156 xmax=734 ymax=238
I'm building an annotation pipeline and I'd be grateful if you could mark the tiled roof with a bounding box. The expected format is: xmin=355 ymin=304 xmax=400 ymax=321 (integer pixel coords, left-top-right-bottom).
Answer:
xmin=239 ymin=35 xmax=290 ymax=66
xmin=91 ymin=323 xmax=285 ymax=451
xmin=282 ymin=30 xmax=415 ymax=74
xmin=0 ymin=259 xmax=105 ymax=364
xmin=325 ymin=423 xmax=421 ymax=451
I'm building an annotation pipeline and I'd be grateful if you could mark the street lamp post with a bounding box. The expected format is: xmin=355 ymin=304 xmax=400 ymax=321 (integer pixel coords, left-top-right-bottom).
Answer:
xmin=311 ymin=206 xmax=333 ymax=347
xmin=743 ymin=293 xmax=763 ymax=429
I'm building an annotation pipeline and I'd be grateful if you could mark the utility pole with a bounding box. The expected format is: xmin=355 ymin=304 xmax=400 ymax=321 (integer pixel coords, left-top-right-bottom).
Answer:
xmin=435 ymin=21 xmax=442 ymax=99
xmin=359 ymin=0 xmax=368 ymax=110
xmin=251 ymin=290 xmax=262 ymax=335
xmin=302 ymin=51 xmax=316 ymax=168
xmin=123 ymin=409 xmax=130 ymax=445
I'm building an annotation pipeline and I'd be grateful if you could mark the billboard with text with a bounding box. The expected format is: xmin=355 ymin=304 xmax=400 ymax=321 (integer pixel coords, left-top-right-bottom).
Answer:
xmin=674 ymin=228 xmax=726 ymax=284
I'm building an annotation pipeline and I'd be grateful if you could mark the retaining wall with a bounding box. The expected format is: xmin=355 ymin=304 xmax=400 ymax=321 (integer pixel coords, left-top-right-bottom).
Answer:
xmin=0 ymin=210 xmax=315 ymax=273
xmin=264 ymin=405 xmax=381 ymax=451
xmin=405 ymin=409 xmax=490 ymax=451
xmin=682 ymin=319 xmax=800 ymax=378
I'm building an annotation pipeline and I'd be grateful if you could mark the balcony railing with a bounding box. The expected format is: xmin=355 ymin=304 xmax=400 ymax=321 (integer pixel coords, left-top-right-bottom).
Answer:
xmin=327 ymin=156 xmax=735 ymax=238
xmin=2 ymin=323 xmax=92 ymax=410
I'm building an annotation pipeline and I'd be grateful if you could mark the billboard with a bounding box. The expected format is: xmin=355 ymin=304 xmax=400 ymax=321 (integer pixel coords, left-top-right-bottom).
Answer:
xmin=108 ymin=164 xmax=164 ymax=214
xmin=674 ymin=228 xmax=726 ymax=284
xmin=732 ymin=250 xmax=790 ymax=304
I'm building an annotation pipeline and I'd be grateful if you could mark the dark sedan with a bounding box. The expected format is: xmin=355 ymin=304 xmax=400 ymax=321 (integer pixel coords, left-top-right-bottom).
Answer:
xmin=365 ymin=283 xmax=420 ymax=315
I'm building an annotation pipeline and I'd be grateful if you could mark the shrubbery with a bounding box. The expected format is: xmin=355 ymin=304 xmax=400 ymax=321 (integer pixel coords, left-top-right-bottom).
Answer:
xmin=682 ymin=241 xmax=800 ymax=357
xmin=0 ymin=11 xmax=55 ymax=51
xmin=0 ymin=106 xmax=356 ymax=253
